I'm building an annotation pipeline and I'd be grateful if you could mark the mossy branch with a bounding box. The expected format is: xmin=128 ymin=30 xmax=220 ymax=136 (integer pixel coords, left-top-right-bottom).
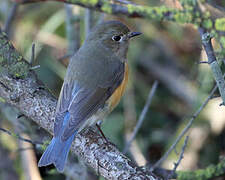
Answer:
xmin=14 ymin=0 xmax=225 ymax=34
xmin=199 ymin=28 xmax=225 ymax=105
xmin=176 ymin=158 xmax=225 ymax=180
xmin=0 ymin=30 xmax=30 ymax=78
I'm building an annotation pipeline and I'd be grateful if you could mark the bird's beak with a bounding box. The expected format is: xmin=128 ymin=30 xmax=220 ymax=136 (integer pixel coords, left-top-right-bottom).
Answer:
xmin=128 ymin=32 xmax=142 ymax=38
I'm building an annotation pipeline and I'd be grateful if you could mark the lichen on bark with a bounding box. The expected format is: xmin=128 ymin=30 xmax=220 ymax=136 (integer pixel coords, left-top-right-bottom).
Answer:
xmin=0 ymin=29 xmax=30 ymax=78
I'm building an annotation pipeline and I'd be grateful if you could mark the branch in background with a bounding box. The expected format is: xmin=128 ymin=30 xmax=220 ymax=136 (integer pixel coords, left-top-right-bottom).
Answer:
xmin=113 ymin=0 xmax=136 ymax=5
xmin=3 ymin=2 xmax=19 ymax=35
xmin=28 ymin=43 xmax=41 ymax=70
xmin=0 ymin=101 xmax=42 ymax=179
xmin=199 ymin=28 xmax=225 ymax=105
xmin=14 ymin=0 xmax=225 ymax=35
xmin=0 ymin=141 xmax=19 ymax=179
xmin=0 ymin=28 xmax=158 ymax=180
xmin=151 ymin=83 xmax=218 ymax=169
xmin=29 ymin=43 xmax=35 ymax=65
xmin=19 ymin=133 xmax=42 ymax=180
xmin=170 ymin=136 xmax=189 ymax=178
xmin=123 ymin=81 xmax=158 ymax=154
xmin=85 ymin=9 xmax=94 ymax=37
xmin=64 ymin=4 xmax=80 ymax=54
xmin=151 ymin=157 xmax=225 ymax=180
xmin=0 ymin=127 xmax=42 ymax=146
xmin=123 ymin=71 xmax=147 ymax=166
xmin=175 ymin=158 xmax=225 ymax=180
xmin=139 ymin=57 xmax=196 ymax=106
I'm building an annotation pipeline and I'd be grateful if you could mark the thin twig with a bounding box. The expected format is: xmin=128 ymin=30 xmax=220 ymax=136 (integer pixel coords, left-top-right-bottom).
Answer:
xmin=153 ymin=136 xmax=189 ymax=180
xmin=0 ymin=127 xmax=42 ymax=145
xmin=17 ymin=147 xmax=34 ymax=152
xmin=113 ymin=0 xmax=136 ymax=5
xmin=30 ymin=65 xmax=40 ymax=70
xmin=171 ymin=136 xmax=189 ymax=175
xmin=64 ymin=4 xmax=80 ymax=54
xmin=152 ymin=83 xmax=218 ymax=169
xmin=29 ymin=43 xmax=40 ymax=70
xmin=29 ymin=43 xmax=35 ymax=65
xmin=85 ymin=9 xmax=94 ymax=36
xmin=17 ymin=113 xmax=25 ymax=119
xmin=123 ymin=81 xmax=158 ymax=153
xmin=3 ymin=2 xmax=19 ymax=35
xmin=210 ymin=95 xmax=220 ymax=99
xmin=198 ymin=61 xmax=208 ymax=64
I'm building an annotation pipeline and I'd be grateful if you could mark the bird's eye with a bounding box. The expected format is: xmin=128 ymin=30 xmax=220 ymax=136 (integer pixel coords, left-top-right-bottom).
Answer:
xmin=112 ymin=35 xmax=122 ymax=42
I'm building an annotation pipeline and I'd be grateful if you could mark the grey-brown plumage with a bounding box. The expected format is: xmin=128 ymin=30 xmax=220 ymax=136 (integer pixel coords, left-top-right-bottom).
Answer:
xmin=38 ymin=20 xmax=141 ymax=172
xmin=55 ymin=21 xmax=130 ymax=140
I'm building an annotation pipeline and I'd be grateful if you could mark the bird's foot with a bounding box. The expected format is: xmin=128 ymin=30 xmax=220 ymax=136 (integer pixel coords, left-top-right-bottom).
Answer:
xmin=96 ymin=121 xmax=108 ymax=142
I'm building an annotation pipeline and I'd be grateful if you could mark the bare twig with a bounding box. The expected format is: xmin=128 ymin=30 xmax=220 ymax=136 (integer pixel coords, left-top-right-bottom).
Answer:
xmin=0 ymin=141 xmax=19 ymax=179
xmin=3 ymin=2 xmax=19 ymax=35
xmin=19 ymin=133 xmax=42 ymax=180
xmin=151 ymin=166 xmax=177 ymax=179
xmin=123 ymin=79 xmax=147 ymax=166
xmin=64 ymin=4 xmax=80 ymax=54
xmin=0 ymin=127 xmax=42 ymax=145
xmin=123 ymin=81 xmax=158 ymax=153
xmin=113 ymin=0 xmax=136 ymax=5
xmin=28 ymin=43 xmax=41 ymax=70
xmin=29 ymin=43 xmax=35 ymax=65
xmin=198 ymin=61 xmax=209 ymax=64
xmin=139 ymin=57 xmax=196 ymax=106
xmin=17 ymin=113 xmax=25 ymax=119
xmin=152 ymin=84 xmax=218 ymax=169
xmin=85 ymin=9 xmax=94 ymax=36
xmin=14 ymin=0 xmax=225 ymax=37
xmin=30 ymin=65 xmax=40 ymax=70
xmin=171 ymin=136 xmax=189 ymax=176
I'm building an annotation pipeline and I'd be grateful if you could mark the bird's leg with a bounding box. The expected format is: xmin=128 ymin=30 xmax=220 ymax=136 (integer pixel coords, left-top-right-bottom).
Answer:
xmin=96 ymin=120 xmax=108 ymax=142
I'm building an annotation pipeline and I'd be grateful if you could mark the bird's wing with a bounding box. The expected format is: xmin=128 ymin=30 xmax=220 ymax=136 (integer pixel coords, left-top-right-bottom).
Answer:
xmin=54 ymin=60 xmax=125 ymax=140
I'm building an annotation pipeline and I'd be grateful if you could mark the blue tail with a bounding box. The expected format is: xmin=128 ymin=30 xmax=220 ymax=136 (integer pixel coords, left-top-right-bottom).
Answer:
xmin=38 ymin=113 xmax=76 ymax=172
xmin=38 ymin=134 xmax=75 ymax=172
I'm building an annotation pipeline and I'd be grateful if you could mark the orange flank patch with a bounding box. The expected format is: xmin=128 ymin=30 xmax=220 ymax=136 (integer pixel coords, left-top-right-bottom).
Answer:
xmin=108 ymin=63 xmax=129 ymax=111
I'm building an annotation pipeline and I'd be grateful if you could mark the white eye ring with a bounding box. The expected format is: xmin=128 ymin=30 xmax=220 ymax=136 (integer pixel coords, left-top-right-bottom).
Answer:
xmin=112 ymin=35 xmax=122 ymax=42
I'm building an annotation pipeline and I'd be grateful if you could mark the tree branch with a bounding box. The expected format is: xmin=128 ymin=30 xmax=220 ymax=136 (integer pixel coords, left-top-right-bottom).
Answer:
xmin=176 ymin=158 xmax=225 ymax=180
xmin=171 ymin=136 xmax=189 ymax=177
xmin=0 ymin=127 xmax=42 ymax=145
xmin=3 ymin=2 xmax=19 ymax=35
xmin=14 ymin=0 xmax=225 ymax=34
xmin=199 ymin=28 xmax=225 ymax=105
xmin=123 ymin=81 xmax=158 ymax=154
xmin=152 ymin=83 xmax=218 ymax=169
xmin=0 ymin=28 xmax=158 ymax=180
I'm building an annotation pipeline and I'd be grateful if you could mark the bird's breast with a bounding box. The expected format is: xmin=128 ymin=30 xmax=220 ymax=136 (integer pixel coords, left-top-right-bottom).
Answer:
xmin=107 ymin=62 xmax=129 ymax=111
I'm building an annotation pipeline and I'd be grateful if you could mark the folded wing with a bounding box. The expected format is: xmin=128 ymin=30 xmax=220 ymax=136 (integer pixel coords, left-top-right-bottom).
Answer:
xmin=54 ymin=60 xmax=125 ymax=141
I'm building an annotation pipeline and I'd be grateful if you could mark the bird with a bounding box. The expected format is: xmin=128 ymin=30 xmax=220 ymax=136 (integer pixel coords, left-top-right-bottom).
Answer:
xmin=38 ymin=20 xmax=141 ymax=172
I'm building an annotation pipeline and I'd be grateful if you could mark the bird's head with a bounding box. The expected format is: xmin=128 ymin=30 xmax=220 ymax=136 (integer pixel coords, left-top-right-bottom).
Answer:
xmin=86 ymin=20 xmax=141 ymax=60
